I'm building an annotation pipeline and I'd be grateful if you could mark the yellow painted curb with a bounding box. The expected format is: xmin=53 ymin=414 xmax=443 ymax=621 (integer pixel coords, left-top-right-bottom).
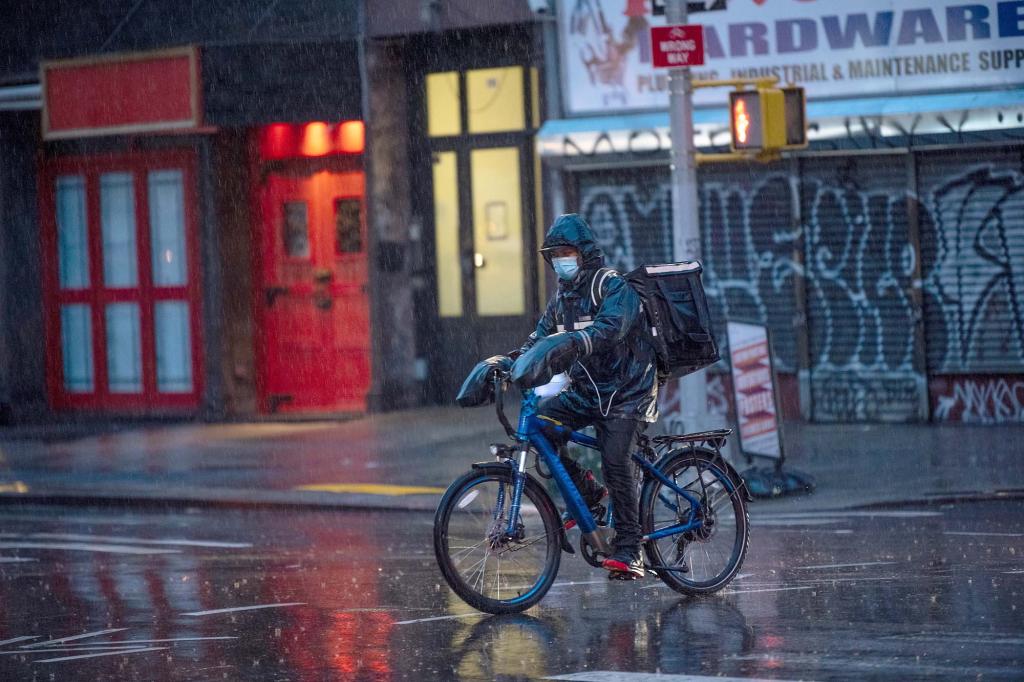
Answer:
xmin=0 ymin=481 xmax=29 ymax=494
xmin=295 ymin=483 xmax=445 ymax=496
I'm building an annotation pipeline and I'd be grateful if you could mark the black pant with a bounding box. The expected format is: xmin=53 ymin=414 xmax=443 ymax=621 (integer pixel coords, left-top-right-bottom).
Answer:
xmin=538 ymin=397 xmax=645 ymax=554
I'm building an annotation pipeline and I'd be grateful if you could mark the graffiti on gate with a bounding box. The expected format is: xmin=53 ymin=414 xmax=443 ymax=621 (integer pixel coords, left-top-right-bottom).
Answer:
xmin=922 ymin=165 xmax=1024 ymax=373
xmin=812 ymin=372 xmax=923 ymax=423
xmin=578 ymin=159 xmax=1024 ymax=423
xmin=579 ymin=181 xmax=671 ymax=271
xmin=932 ymin=375 xmax=1024 ymax=424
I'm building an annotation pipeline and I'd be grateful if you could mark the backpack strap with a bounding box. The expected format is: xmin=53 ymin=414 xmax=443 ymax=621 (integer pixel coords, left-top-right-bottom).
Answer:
xmin=590 ymin=268 xmax=617 ymax=309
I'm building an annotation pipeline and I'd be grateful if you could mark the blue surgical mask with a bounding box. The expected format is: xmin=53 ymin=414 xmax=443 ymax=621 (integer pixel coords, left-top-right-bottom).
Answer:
xmin=552 ymin=256 xmax=580 ymax=281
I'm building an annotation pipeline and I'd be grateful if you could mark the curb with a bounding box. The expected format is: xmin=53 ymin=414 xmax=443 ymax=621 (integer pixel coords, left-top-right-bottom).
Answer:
xmin=0 ymin=489 xmax=442 ymax=514
xmin=1 ymin=487 xmax=1020 ymax=515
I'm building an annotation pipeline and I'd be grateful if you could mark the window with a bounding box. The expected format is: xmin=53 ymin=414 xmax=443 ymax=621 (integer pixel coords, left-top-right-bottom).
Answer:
xmin=43 ymin=152 xmax=202 ymax=408
xmin=427 ymin=71 xmax=461 ymax=137
xmin=334 ymin=198 xmax=363 ymax=255
xmin=283 ymin=201 xmax=311 ymax=258
xmin=467 ymin=67 xmax=525 ymax=134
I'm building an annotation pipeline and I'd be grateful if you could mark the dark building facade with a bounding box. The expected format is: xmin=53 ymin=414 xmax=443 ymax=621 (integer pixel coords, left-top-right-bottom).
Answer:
xmin=0 ymin=0 xmax=550 ymax=423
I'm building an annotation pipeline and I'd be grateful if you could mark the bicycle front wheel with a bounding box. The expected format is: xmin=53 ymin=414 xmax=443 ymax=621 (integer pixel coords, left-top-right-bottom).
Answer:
xmin=434 ymin=464 xmax=561 ymax=614
xmin=641 ymin=450 xmax=749 ymax=594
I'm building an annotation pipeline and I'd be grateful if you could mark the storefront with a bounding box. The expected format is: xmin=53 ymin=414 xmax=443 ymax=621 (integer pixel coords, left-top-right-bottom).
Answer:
xmin=540 ymin=0 xmax=1024 ymax=424
xmin=400 ymin=25 xmax=549 ymax=403
xmin=35 ymin=46 xmax=370 ymax=417
xmin=0 ymin=0 xmax=550 ymax=422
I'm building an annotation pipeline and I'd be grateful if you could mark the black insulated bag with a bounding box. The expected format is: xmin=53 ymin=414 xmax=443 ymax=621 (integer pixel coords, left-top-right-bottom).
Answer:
xmin=623 ymin=261 xmax=720 ymax=380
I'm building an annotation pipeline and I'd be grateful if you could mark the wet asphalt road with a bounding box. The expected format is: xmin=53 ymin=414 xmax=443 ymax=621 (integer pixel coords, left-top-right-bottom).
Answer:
xmin=0 ymin=499 xmax=1021 ymax=681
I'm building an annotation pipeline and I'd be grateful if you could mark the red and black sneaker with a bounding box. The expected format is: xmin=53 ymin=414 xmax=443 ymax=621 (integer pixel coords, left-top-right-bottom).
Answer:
xmin=603 ymin=550 xmax=645 ymax=580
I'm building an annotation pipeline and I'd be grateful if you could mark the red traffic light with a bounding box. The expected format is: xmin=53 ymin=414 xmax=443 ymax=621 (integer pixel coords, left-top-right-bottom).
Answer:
xmin=729 ymin=91 xmax=763 ymax=151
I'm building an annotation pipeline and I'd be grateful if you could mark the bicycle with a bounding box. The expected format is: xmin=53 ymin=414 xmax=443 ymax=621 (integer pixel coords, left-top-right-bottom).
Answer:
xmin=433 ymin=371 xmax=751 ymax=614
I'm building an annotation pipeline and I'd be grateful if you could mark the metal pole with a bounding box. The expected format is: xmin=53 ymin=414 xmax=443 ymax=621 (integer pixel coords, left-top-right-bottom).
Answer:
xmin=665 ymin=0 xmax=708 ymax=434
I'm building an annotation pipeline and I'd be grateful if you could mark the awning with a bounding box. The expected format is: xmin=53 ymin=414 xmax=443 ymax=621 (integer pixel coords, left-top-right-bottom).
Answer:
xmin=537 ymin=90 xmax=1024 ymax=158
xmin=0 ymin=84 xmax=42 ymax=111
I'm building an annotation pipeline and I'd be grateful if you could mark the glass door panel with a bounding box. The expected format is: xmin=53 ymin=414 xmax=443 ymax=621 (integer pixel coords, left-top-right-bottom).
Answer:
xmin=433 ymin=151 xmax=463 ymax=318
xmin=56 ymin=176 xmax=89 ymax=289
xmin=105 ymin=302 xmax=143 ymax=393
xmin=60 ymin=304 xmax=94 ymax=393
xmin=100 ymin=172 xmax=139 ymax=287
xmin=155 ymin=301 xmax=193 ymax=392
xmin=148 ymin=170 xmax=188 ymax=286
xmin=470 ymin=147 xmax=524 ymax=317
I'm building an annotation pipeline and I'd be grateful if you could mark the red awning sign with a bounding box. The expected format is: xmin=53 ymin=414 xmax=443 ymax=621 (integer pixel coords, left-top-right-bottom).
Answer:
xmin=650 ymin=25 xmax=705 ymax=69
xmin=42 ymin=47 xmax=201 ymax=140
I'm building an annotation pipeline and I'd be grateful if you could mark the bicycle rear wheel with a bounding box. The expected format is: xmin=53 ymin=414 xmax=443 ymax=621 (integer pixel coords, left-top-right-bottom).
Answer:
xmin=641 ymin=450 xmax=748 ymax=594
xmin=434 ymin=464 xmax=561 ymax=614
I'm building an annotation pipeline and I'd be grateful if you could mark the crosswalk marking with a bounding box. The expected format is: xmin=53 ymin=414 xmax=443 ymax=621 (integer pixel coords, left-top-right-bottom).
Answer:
xmin=0 ymin=542 xmax=179 ymax=555
xmin=25 ymin=532 xmax=252 ymax=548
xmin=181 ymin=602 xmax=305 ymax=617
xmin=548 ymin=673 xmax=811 ymax=682
xmin=34 ymin=646 xmax=166 ymax=663
xmin=295 ymin=483 xmax=446 ymax=495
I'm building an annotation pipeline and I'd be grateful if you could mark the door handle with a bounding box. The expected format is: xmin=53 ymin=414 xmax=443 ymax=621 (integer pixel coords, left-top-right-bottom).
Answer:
xmin=265 ymin=286 xmax=289 ymax=307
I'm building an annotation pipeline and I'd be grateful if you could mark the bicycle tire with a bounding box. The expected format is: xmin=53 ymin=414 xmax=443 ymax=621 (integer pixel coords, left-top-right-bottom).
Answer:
xmin=640 ymin=449 xmax=749 ymax=595
xmin=434 ymin=464 xmax=562 ymax=614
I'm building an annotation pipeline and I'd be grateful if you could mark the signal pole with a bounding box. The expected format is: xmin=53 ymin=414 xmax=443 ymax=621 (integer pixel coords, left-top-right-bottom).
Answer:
xmin=665 ymin=0 xmax=708 ymax=433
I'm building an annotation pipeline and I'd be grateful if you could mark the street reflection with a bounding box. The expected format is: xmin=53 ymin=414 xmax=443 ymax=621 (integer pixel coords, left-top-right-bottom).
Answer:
xmin=0 ymin=504 xmax=1021 ymax=679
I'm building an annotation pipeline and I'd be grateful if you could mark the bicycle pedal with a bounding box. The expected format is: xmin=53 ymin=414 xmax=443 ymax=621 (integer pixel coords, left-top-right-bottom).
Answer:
xmin=607 ymin=570 xmax=644 ymax=581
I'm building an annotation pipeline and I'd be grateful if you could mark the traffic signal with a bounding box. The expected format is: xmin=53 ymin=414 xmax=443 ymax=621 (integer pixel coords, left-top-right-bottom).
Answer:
xmin=729 ymin=86 xmax=807 ymax=152
xmin=782 ymin=86 xmax=807 ymax=148
xmin=729 ymin=88 xmax=784 ymax=152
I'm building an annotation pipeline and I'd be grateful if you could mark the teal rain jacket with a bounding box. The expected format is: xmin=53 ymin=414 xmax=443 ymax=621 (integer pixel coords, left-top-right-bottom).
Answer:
xmin=521 ymin=214 xmax=659 ymax=422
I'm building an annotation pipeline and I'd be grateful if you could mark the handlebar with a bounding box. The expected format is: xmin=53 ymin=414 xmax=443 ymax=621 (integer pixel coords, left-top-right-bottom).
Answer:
xmin=493 ymin=371 xmax=517 ymax=439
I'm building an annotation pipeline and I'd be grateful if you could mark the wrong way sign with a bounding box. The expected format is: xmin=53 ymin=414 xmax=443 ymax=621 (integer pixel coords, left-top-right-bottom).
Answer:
xmin=650 ymin=25 xmax=705 ymax=69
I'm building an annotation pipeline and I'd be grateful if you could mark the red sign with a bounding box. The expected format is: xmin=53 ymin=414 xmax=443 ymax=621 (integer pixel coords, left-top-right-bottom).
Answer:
xmin=650 ymin=25 xmax=705 ymax=68
xmin=42 ymin=47 xmax=201 ymax=140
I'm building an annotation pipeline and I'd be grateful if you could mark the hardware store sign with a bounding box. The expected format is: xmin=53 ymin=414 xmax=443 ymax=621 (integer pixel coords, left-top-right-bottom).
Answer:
xmin=560 ymin=0 xmax=1024 ymax=113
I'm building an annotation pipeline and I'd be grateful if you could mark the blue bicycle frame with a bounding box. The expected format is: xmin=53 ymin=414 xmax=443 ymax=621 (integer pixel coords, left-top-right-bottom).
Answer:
xmin=503 ymin=387 xmax=707 ymax=555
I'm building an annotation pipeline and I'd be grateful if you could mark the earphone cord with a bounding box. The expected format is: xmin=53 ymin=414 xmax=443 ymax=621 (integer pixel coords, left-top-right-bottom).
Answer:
xmin=576 ymin=361 xmax=617 ymax=418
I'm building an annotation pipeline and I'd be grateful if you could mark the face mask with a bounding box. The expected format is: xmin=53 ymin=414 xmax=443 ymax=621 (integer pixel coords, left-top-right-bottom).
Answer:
xmin=552 ymin=256 xmax=580 ymax=281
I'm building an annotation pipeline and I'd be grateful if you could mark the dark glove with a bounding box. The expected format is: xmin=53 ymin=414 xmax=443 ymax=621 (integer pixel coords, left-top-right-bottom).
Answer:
xmin=510 ymin=332 xmax=581 ymax=389
xmin=455 ymin=355 xmax=511 ymax=407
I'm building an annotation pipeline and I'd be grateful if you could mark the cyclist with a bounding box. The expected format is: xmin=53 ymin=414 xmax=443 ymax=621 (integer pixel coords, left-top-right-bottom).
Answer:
xmin=511 ymin=213 xmax=659 ymax=580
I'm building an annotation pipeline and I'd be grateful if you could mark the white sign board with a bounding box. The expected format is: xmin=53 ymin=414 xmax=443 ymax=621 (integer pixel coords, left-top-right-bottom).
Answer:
xmin=727 ymin=321 xmax=781 ymax=460
xmin=560 ymin=0 xmax=1024 ymax=114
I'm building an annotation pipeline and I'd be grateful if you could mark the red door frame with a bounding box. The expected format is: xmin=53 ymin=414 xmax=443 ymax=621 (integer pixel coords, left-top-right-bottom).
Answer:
xmin=39 ymin=149 xmax=204 ymax=410
xmin=250 ymin=148 xmax=370 ymax=414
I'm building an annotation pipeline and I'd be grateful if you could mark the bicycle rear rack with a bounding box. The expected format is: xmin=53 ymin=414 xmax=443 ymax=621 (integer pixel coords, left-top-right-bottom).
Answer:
xmin=652 ymin=428 xmax=732 ymax=451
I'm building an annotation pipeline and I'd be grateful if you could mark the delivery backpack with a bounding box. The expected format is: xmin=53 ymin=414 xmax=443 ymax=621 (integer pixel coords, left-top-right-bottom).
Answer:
xmin=592 ymin=261 xmax=720 ymax=381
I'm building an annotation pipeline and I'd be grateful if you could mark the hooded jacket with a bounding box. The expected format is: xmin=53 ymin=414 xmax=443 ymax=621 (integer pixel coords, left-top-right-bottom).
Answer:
xmin=522 ymin=214 xmax=659 ymax=422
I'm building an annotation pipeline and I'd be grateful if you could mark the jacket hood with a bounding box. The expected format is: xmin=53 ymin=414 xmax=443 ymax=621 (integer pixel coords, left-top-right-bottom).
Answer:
xmin=541 ymin=214 xmax=604 ymax=268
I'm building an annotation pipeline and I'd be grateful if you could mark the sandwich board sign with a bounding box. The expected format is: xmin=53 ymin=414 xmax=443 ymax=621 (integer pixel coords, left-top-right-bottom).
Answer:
xmin=726 ymin=320 xmax=782 ymax=461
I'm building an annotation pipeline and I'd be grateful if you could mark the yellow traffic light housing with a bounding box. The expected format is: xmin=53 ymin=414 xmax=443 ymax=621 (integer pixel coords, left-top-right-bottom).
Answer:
xmin=694 ymin=78 xmax=807 ymax=164
xmin=782 ymin=85 xmax=807 ymax=148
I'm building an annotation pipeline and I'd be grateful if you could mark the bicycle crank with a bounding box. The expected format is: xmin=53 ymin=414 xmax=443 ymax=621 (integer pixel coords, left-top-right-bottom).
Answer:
xmin=579 ymin=526 xmax=616 ymax=568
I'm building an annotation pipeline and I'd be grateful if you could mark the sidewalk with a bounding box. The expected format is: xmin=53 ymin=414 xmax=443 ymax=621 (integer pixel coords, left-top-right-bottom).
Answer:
xmin=0 ymin=405 xmax=1022 ymax=514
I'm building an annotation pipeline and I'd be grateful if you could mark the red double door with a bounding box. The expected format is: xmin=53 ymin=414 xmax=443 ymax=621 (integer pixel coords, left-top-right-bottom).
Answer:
xmin=257 ymin=166 xmax=371 ymax=413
